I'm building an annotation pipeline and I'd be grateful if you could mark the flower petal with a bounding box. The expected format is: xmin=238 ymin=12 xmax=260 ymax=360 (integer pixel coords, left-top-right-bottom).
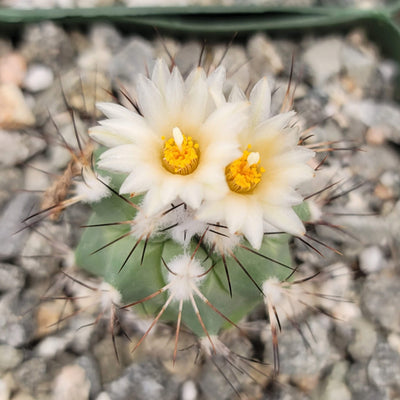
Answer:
xmin=249 ymin=77 xmax=271 ymax=125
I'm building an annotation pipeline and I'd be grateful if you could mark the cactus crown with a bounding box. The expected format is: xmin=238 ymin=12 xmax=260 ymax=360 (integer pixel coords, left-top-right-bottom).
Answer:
xmin=75 ymin=58 xmax=314 ymax=360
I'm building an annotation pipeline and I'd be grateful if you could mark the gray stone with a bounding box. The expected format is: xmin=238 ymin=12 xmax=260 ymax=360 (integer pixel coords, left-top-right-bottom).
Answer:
xmin=302 ymin=37 xmax=343 ymax=85
xmin=20 ymin=22 xmax=75 ymax=69
xmin=89 ymin=23 xmax=123 ymax=54
xmin=263 ymin=316 xmax=334 ymax=379
xmin=199 ymin=335 xmax=259 ymax=400
xmin=0 ymin=290 xmax=36 ymax=347
xmin=110 ymin=37 xmax=154 ymax=83
xmin=347 ymin=317 xmax=377 ymax=362
xmin=343 ymin=100 xmax=400 ymax=144
xmin=320 ymin=362 xmax=351 ymax=400
xmin=0 ymin=130 xmax=45 ymax=168
xmin=0 ymin=192 xmax=38 ymax=260
xmin=0 ymin=168 xmax=23 ymax=209
xmin=173 ymin=42 xmax=203 ymax=77
xmin=247 ymin=33 xmax=284 ymax=76
xmin=347 ymin=362 xmax=388 ymax=400
xmin=263 ymin=383 xmax=311 ymax=400
xmin=77 ymin=355 xmax=102 ymax=400
xmin=368 ymin=341 xmax=400 ymax=389
xmin=216 ymin=44 xmax=251 ymax=92
xmin=104 ymin=360 xmax=179 ymax=400
xmin=0 ymin=345 xmax=24 ymax=373
xmin=294 ymin=91 xmax=328 ymax=126
xmin=341 ymin=44 xmax=376 ymax=89
xmin=19 ymin=224 xmax=68 ymax=279
xmin=13 ymin=358 xmax=48 ymax=394
xmin=388 ymin=200 xmax=400 ymax=247
xmin=0 ymin=263 xmax=25 ymax=292
xmin=361 ymin=274 xmax=400 ymax=333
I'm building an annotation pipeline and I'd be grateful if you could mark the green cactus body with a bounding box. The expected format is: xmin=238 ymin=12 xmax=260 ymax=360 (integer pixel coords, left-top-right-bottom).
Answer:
xmin=75 ymin=58 xmax=315 ymax=347
xmin=75 ymin=186 xmax=294 ymax=338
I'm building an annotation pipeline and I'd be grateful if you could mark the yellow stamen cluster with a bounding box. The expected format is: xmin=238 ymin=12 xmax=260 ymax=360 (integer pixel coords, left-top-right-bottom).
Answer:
xmin=162 ymin=127 xmax=200 ymax=175
xmin=225 ymin=148 xmax=265 ymax=194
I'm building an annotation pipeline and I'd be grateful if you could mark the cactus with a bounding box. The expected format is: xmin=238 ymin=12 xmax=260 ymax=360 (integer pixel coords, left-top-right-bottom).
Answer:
xmin=72 ymin=57 xmax=317 ymax=364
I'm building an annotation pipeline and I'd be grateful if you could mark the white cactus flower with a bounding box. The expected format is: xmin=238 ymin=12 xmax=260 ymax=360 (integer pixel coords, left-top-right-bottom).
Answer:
xmin=89 ymin=58 xmax=248 ymax=216
xmin=197 ymin=78 xmax=315 ymax=249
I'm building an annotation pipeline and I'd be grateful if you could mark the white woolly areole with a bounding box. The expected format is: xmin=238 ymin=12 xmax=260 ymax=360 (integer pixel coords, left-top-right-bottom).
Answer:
xmin=200 ymin=335 xmax=229 ymax=357
xmin=130 ymin=208 xmax=162 ymax=240
xmin=164 ymin=204 xmax=207 ymax=247
xmin=75 ymin=167 xmax=111 ymax=203
xmin=262 ymin=277 xmax=284 ymax=305
xmin=98 ymin=281 xmax=122 ymax=313
xmin=204 ymin=226 xmax=241 ymax=255
xmin=167 ymin=255 xmax=205 ymax=301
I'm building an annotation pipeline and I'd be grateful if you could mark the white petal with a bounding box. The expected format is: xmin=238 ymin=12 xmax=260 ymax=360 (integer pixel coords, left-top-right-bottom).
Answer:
xmin=182 ymin=68 xmax=208 ymax=127
xmin=98 ymin=117 xmax=154 ymax=143
xmin=229 ymin=85 xmax=246 ymax=103
xmin=89 ymin=125 xmax=130 ymax=147
xmin=142 ymin=186 xmax=177 ymax=215
xmin=242 ymin=206 xmax=264 ymax=249
xmin=98 ymin=144 xmax=137 ymax=173
xmin=262 ymin=205 xmax=305 ymax=236
xmin=96 ymin=102 xmax=139 ymax=120
xmin=120 ymin=170 xmax=153 ymax=194
xmin=207 ymin=66 xmax=227 ymax=108
xmin=225 ymin=196 xmax=247 ymax=234
xmin=257 ymin=111 xmax=295 ymax=132
xmin=201 ymin=102 xmax=248 ymax=144
xmin=136 ymin=74 xmax=166 ymax=129
xmin=151 ymin=58 xmax=171 ymax=96
xmin=166 ymin=67 xmax=185 ymax=118
xmin=180 ymin=184 xmax=204 ymax=210
xmin=249 ymin=78 xmax=271 ymax=125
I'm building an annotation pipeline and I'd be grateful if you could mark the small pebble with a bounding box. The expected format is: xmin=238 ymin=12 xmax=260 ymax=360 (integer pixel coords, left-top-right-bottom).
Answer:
xmin=181 ymin=380 xmax=197 ymax=400
xmin=368 ymin=341 xmax=400 ymax=388
xmin=52 ymin=364 xmax=91 ymax=400
xmin=359 ymin=246 xmax=385 ymax=274
xmin=0 ymin=84 xmax=35 ymax=130
xmin=0 ymin=53 xmax=27 ymax=87
xmin=24 ymin=64 xmax=54 ymax=92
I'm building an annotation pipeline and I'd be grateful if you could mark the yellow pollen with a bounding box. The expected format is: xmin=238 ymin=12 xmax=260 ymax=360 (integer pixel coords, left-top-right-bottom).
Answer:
xmin=225 ymin=150 xmax=264 ymax=194
xmin=162 ymin=127 xmax=200 ymax=175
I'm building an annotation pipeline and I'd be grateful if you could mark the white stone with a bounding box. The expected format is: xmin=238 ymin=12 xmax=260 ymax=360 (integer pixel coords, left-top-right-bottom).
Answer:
xmin=303 ymin=37 xmax=343 ymax=85
xmin=24 ymin=64 xmax=54 ymax=92
xmin=181 ymin=380 xmax=198 ymax=400
xmin=359 ymin=246 xmax=384 ymax=274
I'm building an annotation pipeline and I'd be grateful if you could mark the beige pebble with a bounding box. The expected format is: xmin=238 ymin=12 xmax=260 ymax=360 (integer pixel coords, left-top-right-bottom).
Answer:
xmin=0 ymin=84 xmax=35 ymax=130
xmin=374 ymin=183 xmax=394 ymax=201
xmin=52 ymin=365 xmax=90 ymax=400
xmin=35 ymin=300 xmax=74 ymax=338
xmin=0 ymin=53 xmax=27 ymax=87
xmin=366 ymin=126 xmax=387 ymax=145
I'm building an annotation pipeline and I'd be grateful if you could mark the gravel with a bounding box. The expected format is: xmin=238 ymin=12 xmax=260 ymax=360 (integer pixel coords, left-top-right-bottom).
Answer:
xmin=0 ymin=10 xmax=399 ymax=400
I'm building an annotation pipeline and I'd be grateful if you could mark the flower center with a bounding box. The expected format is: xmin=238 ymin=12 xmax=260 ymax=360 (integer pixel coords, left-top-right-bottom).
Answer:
xmin=162 ymin=127 xmax=200 ymax=175
xmin=225 ymin=148 xmax=265 ymax=194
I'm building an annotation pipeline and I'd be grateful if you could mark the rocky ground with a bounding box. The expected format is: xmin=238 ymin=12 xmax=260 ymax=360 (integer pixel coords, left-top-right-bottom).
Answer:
xmin=0 ymin=15 xmax=399 ymax=400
